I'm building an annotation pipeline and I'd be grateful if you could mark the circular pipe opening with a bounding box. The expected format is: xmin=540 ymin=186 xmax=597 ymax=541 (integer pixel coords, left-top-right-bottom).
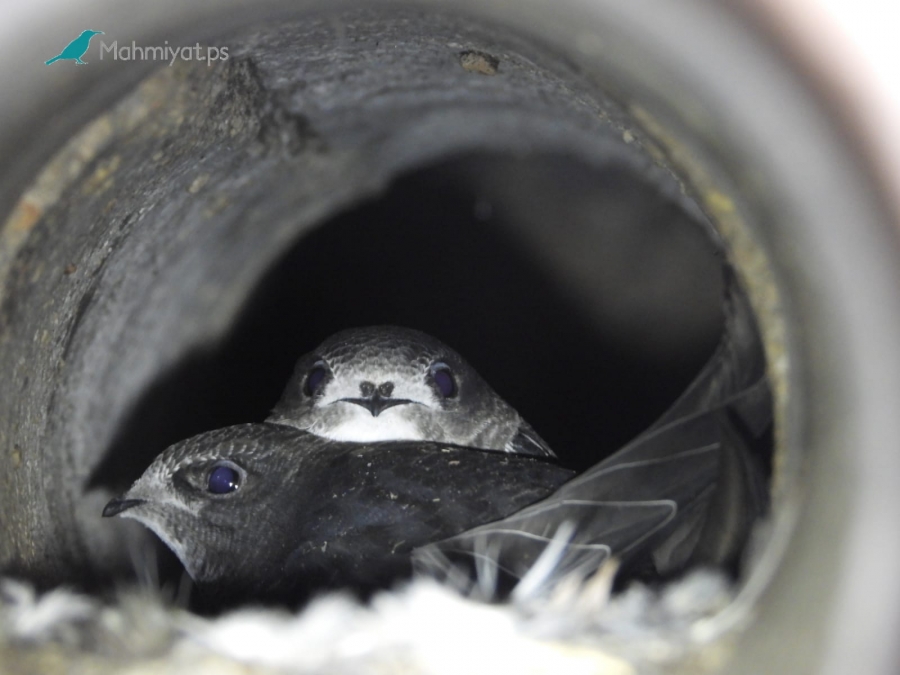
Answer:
xmin=3 ymin=1 xmax=898 ymax=673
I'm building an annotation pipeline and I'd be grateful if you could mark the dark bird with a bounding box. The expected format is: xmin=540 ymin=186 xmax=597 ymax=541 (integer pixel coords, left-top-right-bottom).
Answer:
xmin=102 ymin=424 xmax=572 ymax=604
xmin=413 ymin=271 xmax=771 ymax=596
xmin=267 ymin=326 xmax=555 ymax=457
xmin=103 ymin=273 xmax=769 ymax=604
xmin=45 ymin=30 xmax=104 ymax=65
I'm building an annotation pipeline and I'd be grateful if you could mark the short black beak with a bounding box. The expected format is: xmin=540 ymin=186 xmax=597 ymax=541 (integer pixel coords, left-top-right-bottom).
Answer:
xmin=102 ymin=497 xmax=146 ymax=517
xmin=341 ymin=393 xmax=414 ymax=417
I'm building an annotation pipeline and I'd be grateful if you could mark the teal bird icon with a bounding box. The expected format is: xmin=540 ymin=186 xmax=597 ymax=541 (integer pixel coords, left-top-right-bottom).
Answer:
xmin=45 ymin=30 xmax=104 ymax=65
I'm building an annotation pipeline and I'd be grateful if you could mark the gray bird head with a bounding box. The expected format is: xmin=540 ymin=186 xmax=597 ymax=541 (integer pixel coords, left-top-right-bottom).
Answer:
xmin=102 ymin=426 xmax=304 ymax=589
xmin=267 ymin=326 xmax=554 ymax=456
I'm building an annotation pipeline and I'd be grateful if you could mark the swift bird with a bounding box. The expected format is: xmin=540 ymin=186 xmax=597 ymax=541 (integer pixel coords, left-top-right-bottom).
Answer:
xmin=102 ymin=425 xmax=571 ymax=603
xmin=268 ymin=326 xmax=555 ymax=457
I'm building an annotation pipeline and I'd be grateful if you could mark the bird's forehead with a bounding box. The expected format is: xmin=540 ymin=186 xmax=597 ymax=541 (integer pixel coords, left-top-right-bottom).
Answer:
xmin=159 ymin=446 xmax=225 ymax=473
xmin=138 ymin=459 xmax=174 ymax=491
xmin=331 ymin=352 xmax=431 ymax=380
xmin=156 ymin=444 xmax=256 ymax=478
xmin=148 ymin=426 xmax=290 ymax=478
xmin=324 ymin=340 xmax=437 ymax=376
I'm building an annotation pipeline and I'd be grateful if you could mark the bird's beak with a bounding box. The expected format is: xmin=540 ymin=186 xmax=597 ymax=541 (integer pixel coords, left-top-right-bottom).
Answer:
xmin=102 ymin=497 xmax=146 ymax=517
xmin=339 ymin=394 xmax=415 ymax=417
xmin=505 ymin=424 xmax=556 ymax=458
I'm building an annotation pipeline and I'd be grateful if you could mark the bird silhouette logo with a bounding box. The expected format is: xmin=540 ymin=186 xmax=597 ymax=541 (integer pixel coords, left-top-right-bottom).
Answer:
xmin=45 ymin=30 xmax=104 ymax=65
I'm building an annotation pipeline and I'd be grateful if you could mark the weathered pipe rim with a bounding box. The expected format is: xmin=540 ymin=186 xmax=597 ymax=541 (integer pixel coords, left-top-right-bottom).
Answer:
xmin=1 ymin=1 xmax=899 ymax=674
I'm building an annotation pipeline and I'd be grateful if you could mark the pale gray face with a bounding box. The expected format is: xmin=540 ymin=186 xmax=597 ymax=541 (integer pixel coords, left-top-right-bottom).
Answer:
xmin=102 ymin=425 xmax=305 ymax=587
xmin=267 ymin=326 xmax=554 ymax=456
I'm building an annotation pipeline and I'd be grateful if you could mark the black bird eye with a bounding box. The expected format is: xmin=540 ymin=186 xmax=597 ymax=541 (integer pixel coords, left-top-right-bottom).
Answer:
xmin=430 ymin=363 xmax=457 ymax=398
xmin=207 ymin=464 xmax=240 ymax=494
xmin=304 ymin=363 xmax=328 ymax=396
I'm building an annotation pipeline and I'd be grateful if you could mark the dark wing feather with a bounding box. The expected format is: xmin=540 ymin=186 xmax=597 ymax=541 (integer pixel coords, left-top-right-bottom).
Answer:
xmin=414 ymin=271 xmax=772 ymax=596
xmin=414 ymin=404 xmax=725 ymax=591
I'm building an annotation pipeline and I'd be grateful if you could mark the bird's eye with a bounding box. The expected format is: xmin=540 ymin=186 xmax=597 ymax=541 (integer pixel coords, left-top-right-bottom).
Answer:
xmin=207 ymin=464 xmax=241 ymax=494
xmin=430 ymin=363 xmax=457 ymax=398
xmin=304 ymin=363 xmax=328 ymax=396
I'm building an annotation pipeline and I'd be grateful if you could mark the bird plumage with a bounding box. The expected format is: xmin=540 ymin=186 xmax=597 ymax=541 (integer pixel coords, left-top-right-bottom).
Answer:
xmin=103 ymin=424 xmax=572 ymax=604
xmin=268 ymin=326 xmax=555 ymax=457
xmin=413 ymin=271 xmax=770 ymax=596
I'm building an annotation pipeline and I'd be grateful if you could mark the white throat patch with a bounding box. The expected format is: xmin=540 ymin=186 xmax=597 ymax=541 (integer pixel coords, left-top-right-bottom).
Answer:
xmin=316 ymin=405 xmax=427 ymax=442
